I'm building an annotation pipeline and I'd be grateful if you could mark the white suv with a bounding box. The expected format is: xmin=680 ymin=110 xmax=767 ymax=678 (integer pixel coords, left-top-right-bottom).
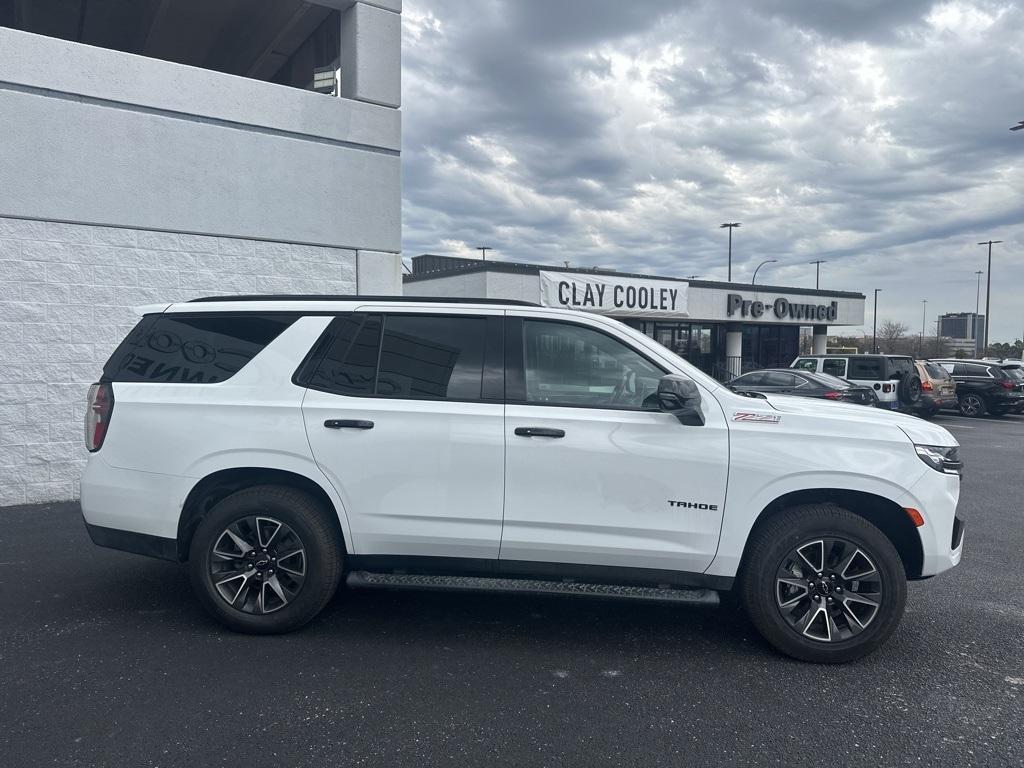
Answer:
xmin=81 ymin=296 xmax=964 ymax=663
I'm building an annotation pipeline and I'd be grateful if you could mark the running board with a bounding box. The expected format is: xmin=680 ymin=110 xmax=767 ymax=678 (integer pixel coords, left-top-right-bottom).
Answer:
xmin=346 ymin=571 xmax=720 ymax=606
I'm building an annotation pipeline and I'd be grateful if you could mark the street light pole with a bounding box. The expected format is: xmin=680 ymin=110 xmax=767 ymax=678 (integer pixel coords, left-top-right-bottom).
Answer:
xmin=974 ymin=269 xmax=984 ymax=356
xmin=978 ymin=240 xmax=1002 ymax=354
xmin=720 ymin=223 xmax=741 ymax=281
xmin=920 ymin=299 xmax=927 ymax=357
xmin=751 ymin=259 xmax=777 ymax=284
xmin=476 ymin=246 xmax=491 ymax=261
xmin=810 ymin=260 xmax=826 ymax=289
xmin=872 ymin=288 xmax=881 ymax=354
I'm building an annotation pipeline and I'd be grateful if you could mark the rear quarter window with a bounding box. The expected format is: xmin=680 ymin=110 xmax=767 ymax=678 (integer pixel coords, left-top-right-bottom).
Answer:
xmin=848 ymin=357 xmax=885 ymax=380
xmin=102 ymin=313 xmax=296 ymax=384
xmin=923 ymin=362 xmax=950 ymax=379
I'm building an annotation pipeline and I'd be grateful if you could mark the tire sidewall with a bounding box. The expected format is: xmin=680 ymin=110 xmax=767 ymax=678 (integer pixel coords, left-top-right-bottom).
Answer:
xmin=188 ymin=488 xmax=341 ymax=634
xmin=899 ymin=374 xmax=922 ymax=404
xmin=743 ymin=508 xmax=907 ymax=663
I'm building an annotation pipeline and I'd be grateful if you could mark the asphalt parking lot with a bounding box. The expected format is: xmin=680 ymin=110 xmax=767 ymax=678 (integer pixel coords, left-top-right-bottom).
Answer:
xmin=1 ymin=412 xmax=1022 ymax=768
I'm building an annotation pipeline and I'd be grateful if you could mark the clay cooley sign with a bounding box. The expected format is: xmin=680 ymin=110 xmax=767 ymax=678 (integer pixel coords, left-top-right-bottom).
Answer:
xmin=727 ymin=293 xmax=838 ymax=322
xmin=539 ymin=270 xmax=689 ymax=318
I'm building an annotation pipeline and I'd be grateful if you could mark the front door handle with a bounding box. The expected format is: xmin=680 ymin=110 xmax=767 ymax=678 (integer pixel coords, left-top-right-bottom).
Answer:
xmin=324 ymin=419 xmax=374 ymax=430
xmin=514 ymin=427 xmax=565 ymax=438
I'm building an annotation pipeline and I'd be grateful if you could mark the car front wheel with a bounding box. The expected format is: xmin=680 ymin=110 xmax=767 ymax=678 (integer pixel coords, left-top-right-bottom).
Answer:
xmin=958 ymin=393 xmax=987 ymax=417
xmin=740 ymin=503 xmax=907 ymax=663
xmin=188 ymin=485 xmax=343 ymax=634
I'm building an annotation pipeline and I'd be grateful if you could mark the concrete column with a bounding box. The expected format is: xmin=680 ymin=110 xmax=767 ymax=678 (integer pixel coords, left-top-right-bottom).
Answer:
xmin=340 ymin=1 xmax=401 ymax=108
xmin=813 ymin=324 xmax=828 ymax=355
xmin=356 ymin=250 xmax=402 ymax=294
xmin=726 ymin=325 xmax=743 ymax=379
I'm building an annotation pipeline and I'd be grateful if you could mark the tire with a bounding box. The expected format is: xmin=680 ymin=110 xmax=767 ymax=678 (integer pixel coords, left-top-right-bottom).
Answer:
xmin=740 ymin=503 xmax=907 ymax=663
xmin=898 ymin=374 xmax=922 ymax=405
xmin=958 ymin=393 xmax=987 ymax=418
xmin=188 ymin=485 xmax=343 ymax=634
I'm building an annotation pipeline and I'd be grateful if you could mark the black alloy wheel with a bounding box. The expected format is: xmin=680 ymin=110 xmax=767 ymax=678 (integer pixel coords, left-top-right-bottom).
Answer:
xmin=209 ymin=516 xmax=307 ymax=615
xmin=775 ymin=538 xmax=883 ymax=643
xmin=958 ymin=393 xmax=986 ymax=417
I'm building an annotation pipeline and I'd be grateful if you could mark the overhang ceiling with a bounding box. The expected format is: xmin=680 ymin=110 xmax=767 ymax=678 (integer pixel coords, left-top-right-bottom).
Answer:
xmin=0 ymin=0 xmax=334 ymax=80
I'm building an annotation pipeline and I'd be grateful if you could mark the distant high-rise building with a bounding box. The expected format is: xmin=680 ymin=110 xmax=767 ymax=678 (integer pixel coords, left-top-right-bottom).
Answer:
xmin=939 ymin=312 xmax=985 ymax=354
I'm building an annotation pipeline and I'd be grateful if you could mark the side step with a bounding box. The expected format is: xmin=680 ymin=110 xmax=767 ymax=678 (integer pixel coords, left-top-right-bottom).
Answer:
xmin=346 ymin=571 xmax=720 ymax=606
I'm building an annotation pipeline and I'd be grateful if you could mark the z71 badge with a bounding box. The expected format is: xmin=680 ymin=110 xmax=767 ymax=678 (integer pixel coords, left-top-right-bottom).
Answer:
xmin=733 ymin=411 xmax=782 ymax=424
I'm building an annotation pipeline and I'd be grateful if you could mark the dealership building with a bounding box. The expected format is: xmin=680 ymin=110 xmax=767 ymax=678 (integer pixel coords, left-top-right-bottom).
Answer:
xmin=0 ymin=1 xmax=402 ymax=505
xmin=405 ymin=256 xmax=867 ymax=380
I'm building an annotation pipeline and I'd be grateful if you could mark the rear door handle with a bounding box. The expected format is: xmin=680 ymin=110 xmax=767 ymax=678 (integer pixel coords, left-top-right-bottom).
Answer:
xmin=324 ymin=419 xmax=374 ymax=430
xmin=514 ymin=427 xmax=565 ymax=438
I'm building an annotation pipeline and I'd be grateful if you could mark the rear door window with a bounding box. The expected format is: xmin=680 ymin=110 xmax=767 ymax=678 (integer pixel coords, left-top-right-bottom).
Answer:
xmin=103 ymin=313 xmax=296 ymax=384
xmin=309 ymin=313 xmax=492 ymax=401
xmin=764 ymin=371 xmax=800 ymax=387
xmin=309 ymin=314 xmax=383 ymax=396
xmin=822 ymin=359 xmax=847 ymax=377
xmin=954 ymin=363 xmax=988 ymax=377
xmin=377 ymin=315 xmax=487 ymax=400
xmin=734 ymin=372 xmax=765 ymax=387
xmin=848 ymin=357 xmax=885 ymax=380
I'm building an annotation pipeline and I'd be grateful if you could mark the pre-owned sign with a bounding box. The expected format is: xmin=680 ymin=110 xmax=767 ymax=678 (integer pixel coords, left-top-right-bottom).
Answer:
xmin=539 ymin=271 xmax=689 ymax=318
xmin=726 ymin=293 xmax=838 ymax=322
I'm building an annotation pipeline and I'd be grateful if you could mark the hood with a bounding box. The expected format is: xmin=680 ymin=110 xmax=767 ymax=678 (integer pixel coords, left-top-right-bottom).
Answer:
xmin=759 ymin=394 xmax=958 ymax=447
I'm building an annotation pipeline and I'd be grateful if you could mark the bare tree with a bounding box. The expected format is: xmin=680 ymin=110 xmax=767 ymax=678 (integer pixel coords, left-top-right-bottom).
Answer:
xmin=877 ymin=320 xmax=909 ymax=354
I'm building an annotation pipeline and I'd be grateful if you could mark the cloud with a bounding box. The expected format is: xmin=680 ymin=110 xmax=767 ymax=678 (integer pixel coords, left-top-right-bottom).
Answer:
xmin=401 ymin=0 xmax=1024 ymax=341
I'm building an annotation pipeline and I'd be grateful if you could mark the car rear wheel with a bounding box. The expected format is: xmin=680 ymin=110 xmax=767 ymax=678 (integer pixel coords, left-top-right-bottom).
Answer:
xmin=740 ymin=504 xmax=907 ymax=663
xmin=958 ymin=393 xmax=987 ymax=418
xmin=188 ymin=485 xmax=343 ymax=634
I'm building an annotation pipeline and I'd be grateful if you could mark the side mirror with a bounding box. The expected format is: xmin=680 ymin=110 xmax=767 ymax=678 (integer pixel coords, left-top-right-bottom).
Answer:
xmin=657 ymin=374 xmax=705 ymax=426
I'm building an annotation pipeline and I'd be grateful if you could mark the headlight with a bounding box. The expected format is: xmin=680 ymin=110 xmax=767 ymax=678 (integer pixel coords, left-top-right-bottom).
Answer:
xmin=915 ymin=444 xmax=962 ymax=475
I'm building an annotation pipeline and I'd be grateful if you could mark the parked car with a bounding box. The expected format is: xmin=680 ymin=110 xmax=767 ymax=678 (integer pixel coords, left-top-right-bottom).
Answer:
xmin=933 ymin=359 xmax=1024 ymax=417
xmin=990 ymin=362 xmax=1024 ymax=414
xmin=914 ymin=360 xmax=958 ymax=418
xmin=81 ymin=296 xmax=964 ymax=663
xmin=791 ymin=354 xmax=921 ymax=412
xmin=730 ymin=369 xmax=877 ymax=406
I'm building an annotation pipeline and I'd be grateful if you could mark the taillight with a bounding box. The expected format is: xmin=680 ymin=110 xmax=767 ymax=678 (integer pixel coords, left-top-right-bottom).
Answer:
xmin=921 ymin=380 xmax=933 ymax=391
xmin=1000 ymin=380 xmax=1014 ymax=390
xmin=85 ymin=382 xmax=114 ymax=452
xmin=823 ymin=391 xmax=843 ymax=400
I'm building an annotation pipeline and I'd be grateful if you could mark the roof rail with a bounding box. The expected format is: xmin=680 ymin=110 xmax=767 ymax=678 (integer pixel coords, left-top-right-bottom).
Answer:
xmin=188 ymin=294 xmax=539 ymax=307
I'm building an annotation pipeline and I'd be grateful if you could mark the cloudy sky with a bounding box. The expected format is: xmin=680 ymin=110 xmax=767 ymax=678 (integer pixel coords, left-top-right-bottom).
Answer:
xmin=400 ymin=0 xmax=1024 ymax=342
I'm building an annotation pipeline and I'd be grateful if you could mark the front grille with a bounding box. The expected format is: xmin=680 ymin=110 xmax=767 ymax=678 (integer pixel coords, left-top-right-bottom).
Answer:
xmin=951 ymin=517 xmax=965 ymax=549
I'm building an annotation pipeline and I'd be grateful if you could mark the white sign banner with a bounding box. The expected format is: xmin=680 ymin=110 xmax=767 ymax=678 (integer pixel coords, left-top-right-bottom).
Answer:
xmin=538 ymin=271 xmax=689 ymax=318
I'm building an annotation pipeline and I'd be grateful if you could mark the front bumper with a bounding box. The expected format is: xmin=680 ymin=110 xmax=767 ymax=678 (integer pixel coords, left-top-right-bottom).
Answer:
xmin=904 ymin=468 xmax=963 ymax=577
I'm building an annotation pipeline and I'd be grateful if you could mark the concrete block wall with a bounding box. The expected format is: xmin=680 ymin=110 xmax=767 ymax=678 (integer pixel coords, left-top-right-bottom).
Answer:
xmin=0 ymin=215 xmax=371 ymax=506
